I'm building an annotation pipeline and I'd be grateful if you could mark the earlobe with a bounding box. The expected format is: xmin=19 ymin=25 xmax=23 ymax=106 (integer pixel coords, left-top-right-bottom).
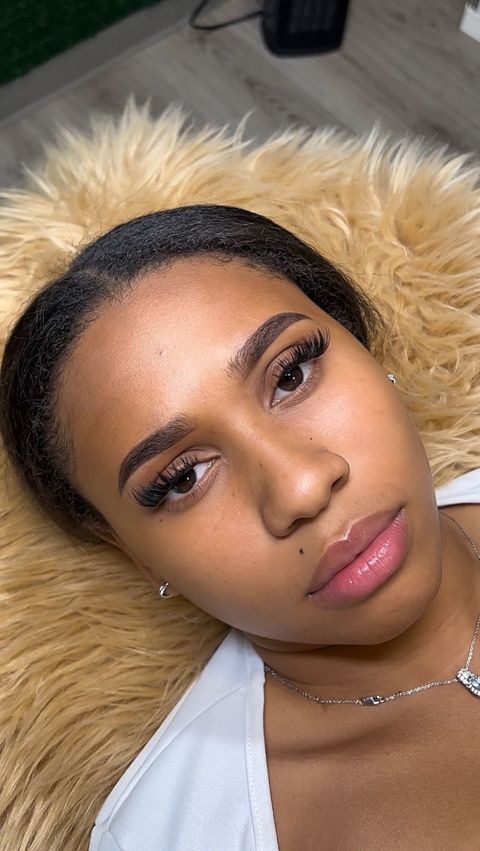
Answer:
xmin=132 ymin=560 xmax=159 ymax=590
xmin=93 ymin=525 xmax=124 ymax=550
xmin=94 ymin=527 xmax=177 ymax=594
xmin=128 ymin=552 xmax=164 ymax=592
xmin=118 ymin=544 xmax=159 ymax=590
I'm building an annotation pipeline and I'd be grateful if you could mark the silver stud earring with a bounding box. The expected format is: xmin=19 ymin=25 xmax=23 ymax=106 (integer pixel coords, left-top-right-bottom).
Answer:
xmin=387 ymin=373 xmax=396 ymax=384
xmin=158 ymin=582 xmax=173 ymax=598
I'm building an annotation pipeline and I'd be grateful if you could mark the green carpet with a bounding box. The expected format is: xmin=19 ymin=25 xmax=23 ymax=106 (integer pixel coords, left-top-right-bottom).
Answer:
xmin=1 ymin=0 xmax=161 ymax=86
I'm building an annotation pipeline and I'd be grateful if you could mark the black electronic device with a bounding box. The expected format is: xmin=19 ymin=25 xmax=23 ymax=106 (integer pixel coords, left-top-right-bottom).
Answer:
xmin=261 ymin=0 xmax=350 ymax=56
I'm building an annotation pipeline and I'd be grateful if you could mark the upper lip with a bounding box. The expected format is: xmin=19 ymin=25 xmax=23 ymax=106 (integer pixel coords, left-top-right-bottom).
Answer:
xmin=307 ymin=506 xmax=401 ymax=594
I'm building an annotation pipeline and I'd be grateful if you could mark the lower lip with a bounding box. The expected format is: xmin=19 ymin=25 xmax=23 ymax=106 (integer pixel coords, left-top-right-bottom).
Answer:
xmin=308 ymin=508 xmax=408 ymax=606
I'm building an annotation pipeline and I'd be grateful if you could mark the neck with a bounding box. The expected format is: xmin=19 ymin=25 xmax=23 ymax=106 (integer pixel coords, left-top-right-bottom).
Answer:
xmin=249 ymin=511 xmax=480 ymax=701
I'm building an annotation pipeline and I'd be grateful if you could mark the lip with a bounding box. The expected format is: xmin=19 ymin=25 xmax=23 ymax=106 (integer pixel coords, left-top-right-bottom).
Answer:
xmin=307 ymin=506 xmax=402 ymax=594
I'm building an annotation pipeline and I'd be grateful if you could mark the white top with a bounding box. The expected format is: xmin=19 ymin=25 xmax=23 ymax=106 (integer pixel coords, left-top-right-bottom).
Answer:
xmin=90 ymin=468 xmax=480 ymax=851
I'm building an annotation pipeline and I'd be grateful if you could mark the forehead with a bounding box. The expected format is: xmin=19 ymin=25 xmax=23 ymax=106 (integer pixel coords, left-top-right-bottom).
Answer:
xmin=61 ymin=256 xmax=323 ymax=493
xmin=64 ymin=255 xmax=313 ymax=396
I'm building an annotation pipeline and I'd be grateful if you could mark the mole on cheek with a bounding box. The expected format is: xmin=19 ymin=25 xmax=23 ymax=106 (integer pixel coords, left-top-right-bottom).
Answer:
xmin=299 ymin=548 xmax=304 ymax=554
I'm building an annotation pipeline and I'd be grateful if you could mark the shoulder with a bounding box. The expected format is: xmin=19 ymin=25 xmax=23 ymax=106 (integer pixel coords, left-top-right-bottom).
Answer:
xmin=90 ymin=828 xmax=123 ymax=851
xmin=88 ymin=629 xmax=260 ymax=851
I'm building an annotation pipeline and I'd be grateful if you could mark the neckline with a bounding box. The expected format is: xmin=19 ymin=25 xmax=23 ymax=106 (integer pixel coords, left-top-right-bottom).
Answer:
xmin=243 ymin=633 xmax=280 ymax=851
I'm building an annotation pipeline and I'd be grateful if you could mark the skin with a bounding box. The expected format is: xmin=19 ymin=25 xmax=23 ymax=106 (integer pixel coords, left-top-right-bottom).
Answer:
xmin=60 ymin=255 xmax=480 ymax=707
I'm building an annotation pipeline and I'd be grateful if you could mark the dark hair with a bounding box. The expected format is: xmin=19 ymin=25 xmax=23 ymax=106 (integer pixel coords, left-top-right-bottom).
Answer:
xmin=0 ymin=204 xmax=385 ymax=543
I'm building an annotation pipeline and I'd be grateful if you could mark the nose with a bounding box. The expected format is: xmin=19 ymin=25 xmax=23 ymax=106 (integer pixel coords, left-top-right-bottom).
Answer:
xmin=243 ymin=424 xmax=350 ymax=537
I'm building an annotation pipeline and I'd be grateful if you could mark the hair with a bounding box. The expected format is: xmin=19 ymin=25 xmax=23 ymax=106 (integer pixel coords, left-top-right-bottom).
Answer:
xmin=0 ymin=203 xmax=385 ymax=543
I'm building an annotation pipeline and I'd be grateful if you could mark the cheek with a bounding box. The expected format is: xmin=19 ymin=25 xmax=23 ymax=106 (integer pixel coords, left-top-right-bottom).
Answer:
xmin=132 ymin=507 xmax=273 ymax=613
xmin=299 ymin=371 xmax=384 ymax=445
xmin=305 ymin=370 xmax=428 ymax=477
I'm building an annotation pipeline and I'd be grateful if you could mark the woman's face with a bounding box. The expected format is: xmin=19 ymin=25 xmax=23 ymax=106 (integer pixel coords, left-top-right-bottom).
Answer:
xmin=61 ymin=255 xmax=440 ymax=648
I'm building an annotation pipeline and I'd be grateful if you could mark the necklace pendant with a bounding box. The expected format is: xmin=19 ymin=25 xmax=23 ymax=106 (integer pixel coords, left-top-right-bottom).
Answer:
xmin=360 ymin=695 xmax=385 ymax=706
xmin=456 ymin=668 xmax=480 ymax=697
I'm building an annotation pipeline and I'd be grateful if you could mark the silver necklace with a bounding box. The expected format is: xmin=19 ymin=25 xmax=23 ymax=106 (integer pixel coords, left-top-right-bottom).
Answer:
xmin=264 ymin=510 xmax=480 ymax=706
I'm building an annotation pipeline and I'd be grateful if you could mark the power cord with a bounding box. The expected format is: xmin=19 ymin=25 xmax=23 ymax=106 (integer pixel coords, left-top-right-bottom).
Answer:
xmin=189 ymin=0 xmax=263 ymax=31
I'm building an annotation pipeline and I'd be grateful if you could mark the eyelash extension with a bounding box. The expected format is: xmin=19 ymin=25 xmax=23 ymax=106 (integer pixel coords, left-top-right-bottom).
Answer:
xmin=132 ymin=326 xmax=330 ymax=509
xmin=132 ymin=452 xmax=200 ymax=509
xmin=271 ymin=327 xmax=330 ymax=383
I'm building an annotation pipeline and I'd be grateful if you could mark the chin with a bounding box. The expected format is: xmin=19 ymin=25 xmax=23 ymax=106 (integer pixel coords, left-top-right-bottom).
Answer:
xmin=355 ymin=569 xmax=443 ymax=646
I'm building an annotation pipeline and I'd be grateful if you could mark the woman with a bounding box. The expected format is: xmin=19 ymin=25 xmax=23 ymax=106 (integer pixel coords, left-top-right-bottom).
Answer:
xmin=1 ymin=204 xmax=479 ymax=850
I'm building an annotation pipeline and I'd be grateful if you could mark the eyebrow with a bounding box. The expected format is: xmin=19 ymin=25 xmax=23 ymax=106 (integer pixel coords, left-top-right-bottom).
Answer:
xmin=118 ymin=311 xmax=310 ymax=495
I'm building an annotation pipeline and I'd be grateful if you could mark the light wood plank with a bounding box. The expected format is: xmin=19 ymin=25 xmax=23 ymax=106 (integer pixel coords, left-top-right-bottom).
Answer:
xmin=0 ymin=0 xmax=479 ymax=190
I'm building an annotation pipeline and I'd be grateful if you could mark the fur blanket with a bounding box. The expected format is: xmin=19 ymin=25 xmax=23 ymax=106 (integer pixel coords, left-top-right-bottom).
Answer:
xmin=1 ymin=98 xmax=479 ymax=850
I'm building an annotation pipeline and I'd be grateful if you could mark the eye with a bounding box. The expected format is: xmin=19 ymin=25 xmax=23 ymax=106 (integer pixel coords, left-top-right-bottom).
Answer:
xmin=132 ymin=455 xmax=213 ymax=511
xmin=271 ymin=328 xmax=330 ymax=405
xmin=132 ymin=327 xmax=330 ymax=513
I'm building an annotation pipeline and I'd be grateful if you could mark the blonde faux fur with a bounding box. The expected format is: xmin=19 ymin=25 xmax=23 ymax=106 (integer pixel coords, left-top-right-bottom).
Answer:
xmin=0 ymin=98 xmax=480 ymax=850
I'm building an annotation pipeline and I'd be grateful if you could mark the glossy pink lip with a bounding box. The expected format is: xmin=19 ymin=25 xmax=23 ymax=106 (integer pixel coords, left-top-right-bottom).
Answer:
xmin=307 ymin=506 xmax=402 ymax=594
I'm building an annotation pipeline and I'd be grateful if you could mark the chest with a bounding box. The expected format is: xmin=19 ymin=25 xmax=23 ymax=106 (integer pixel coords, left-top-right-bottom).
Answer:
xmin=265 ymin=691 xmax=480 ymax=850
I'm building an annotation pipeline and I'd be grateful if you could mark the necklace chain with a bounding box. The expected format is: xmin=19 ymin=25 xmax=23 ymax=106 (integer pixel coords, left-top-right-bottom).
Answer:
xmin=264 ymin=510 xmax=480 ymax=706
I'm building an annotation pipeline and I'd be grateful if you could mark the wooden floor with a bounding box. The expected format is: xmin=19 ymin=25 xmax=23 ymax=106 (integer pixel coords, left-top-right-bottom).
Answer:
xmin=0 ymin=0 xmax=479 ymax=189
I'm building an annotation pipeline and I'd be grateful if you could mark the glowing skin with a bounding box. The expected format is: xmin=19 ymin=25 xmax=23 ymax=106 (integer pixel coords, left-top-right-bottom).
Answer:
xmin=60 ymin=256 xmax=480 ymax=702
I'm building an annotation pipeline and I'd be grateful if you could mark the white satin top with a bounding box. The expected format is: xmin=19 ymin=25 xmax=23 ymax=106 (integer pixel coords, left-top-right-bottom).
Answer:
xmin=90 ymin=467 xmax=480 ymax=851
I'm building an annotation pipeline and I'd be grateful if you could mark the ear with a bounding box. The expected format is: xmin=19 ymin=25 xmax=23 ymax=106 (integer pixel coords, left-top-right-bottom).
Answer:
xmin=94 ymin=527 xmax=176 ymax=594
